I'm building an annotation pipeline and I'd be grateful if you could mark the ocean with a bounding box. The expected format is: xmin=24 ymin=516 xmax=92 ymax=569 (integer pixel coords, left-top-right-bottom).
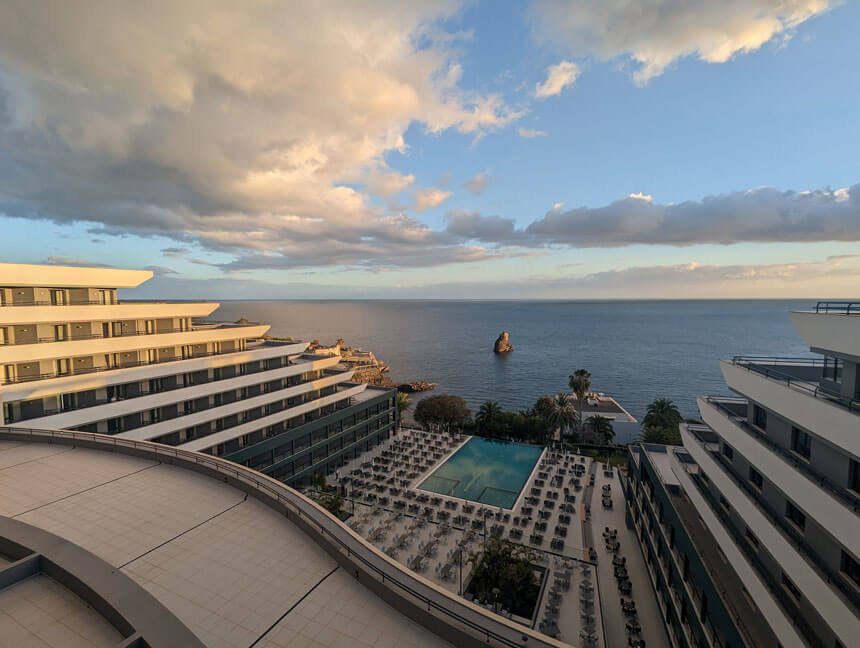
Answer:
xmin=205 ymin=300 xmax=811 ymax=424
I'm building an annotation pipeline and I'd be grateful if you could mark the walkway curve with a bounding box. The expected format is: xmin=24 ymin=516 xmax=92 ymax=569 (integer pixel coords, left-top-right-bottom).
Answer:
xmin=0 ymin=426 xmax=570 ymax=648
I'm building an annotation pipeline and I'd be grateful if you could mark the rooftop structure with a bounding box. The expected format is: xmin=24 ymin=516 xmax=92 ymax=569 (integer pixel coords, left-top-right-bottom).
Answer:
xmin=569 ymin=393 xmax=639 ymax=445
xmin=625 ymin=301 xmax=860 ymax=648
xmin=0 ymin=427 xmax=580 ymax=648
xmin=0 ymin=262 xmax=397 ymax=486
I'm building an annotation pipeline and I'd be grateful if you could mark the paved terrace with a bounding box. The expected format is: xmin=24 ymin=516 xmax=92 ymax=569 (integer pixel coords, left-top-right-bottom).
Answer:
xmin=333 ymin=430 xmax=665 ymax=647
xmin=0 ymin=427 xmax=570 ymax=648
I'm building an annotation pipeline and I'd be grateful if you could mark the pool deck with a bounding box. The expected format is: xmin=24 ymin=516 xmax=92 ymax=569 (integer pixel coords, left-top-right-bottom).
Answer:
xmin=329 ymin=430 xmax=668 ymax=648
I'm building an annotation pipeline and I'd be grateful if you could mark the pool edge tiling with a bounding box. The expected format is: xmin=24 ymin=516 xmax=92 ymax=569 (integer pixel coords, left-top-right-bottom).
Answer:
xmin=418 ymin=437 xmax=544 ymax=509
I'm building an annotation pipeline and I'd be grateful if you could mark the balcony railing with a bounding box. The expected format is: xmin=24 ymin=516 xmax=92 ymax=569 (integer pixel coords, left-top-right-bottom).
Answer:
xmin=688 ymin=430 xmax=860 ymax=612
xmin=0 ymin=343 xmax=275 ymax=385
xmin=815 ymin=301 xmax=860 ymax=315
xmin=730 ymin=356 xmax=860 ymax=414
xmin=0 ymin=426 xmax=565 ymax=648
xmin=704 ymin=397 xmax=860 ymax=512
xmin=4 ymin=323 xmax=260 ymax=347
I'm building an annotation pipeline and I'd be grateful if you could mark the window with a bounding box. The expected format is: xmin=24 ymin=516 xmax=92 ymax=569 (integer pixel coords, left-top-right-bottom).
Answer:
xmin=745 ymin=527 xmax=760 ymax=549
xmin=841 ymin=551 xmax=860 ymax=587
xmin=61 ymin=393 xmax=76 ymax=411
xmin=782 ymin=573 xmax=801 ymax=601
xmin=719 ymin=495 xmax=731 ymax=513
xmin=749 ymin=467 xmax=763 ymax=490
xmin=753 ymin=405 xmax=767 ymax=430
xmin=49 ymin=289 xmax=66 ymax=305
xmin=824 ymin=356 xmax=844 ymax=383
xmin=791 ymin=427 xmax=812 ymax=460
xmin=54 ymin=324 xmax=67 ymax=341
xmin=55 ymin=358 xmax=70 ymax=376
xmin=98 ymin=289 xmax=111 ymax=305
xmin=3 ymin=364 xmax=15 ymax=383
xmin=722 ymin=443 xmax=733 ymax=460
xmin=849 ymin=460 xmax=860 ymax=493
xmin=785 ymin=501 xmax=806 ymax=531
xmin=0 ymin=327 xmax=7 ymax=345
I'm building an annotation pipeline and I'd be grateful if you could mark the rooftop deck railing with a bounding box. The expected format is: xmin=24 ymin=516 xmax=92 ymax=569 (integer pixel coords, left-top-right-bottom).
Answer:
xmin=0 ymin=339 xmax=300 ymax=385
xmin=704 ymin=397 xmax=860 ymax=512
xmin=0 ymin=426 xmax=568 ymax=648
xmin=730 ymin=356 xmax=860 ymax=414
xmin=2 ymin=323 xmax=263 ymax=347
xmin=0 ymin=299 xmax=211 ymax=307
xmin=814 ymin=301 xmax=860 ymax=315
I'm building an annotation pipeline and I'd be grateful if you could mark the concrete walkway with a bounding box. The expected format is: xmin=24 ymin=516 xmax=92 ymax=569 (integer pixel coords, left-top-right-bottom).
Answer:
xmin=589 ymin=464 xmax=669 ymax=648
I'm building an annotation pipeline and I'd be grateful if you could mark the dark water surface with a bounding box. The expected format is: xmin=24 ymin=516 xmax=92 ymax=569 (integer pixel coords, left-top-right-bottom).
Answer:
xmin=206 ymin=300 xmax=811 ymax=422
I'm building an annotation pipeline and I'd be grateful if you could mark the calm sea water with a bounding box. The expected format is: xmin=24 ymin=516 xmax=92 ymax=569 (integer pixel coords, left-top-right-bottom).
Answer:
xmin=206 ymin=300 xmax=811 ymax=422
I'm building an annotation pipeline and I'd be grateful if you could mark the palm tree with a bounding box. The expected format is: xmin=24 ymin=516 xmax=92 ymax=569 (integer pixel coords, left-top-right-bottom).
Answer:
xmin=545 ymin=393 xmax=577 ymax=441
xmin=476 ymin=400 xmax=503 ymax=435
xmin=586 ymin=415 xmax=615 ymax=446
xmin=643 ymin=398 xmax=682 ymax=431
xmin=568 ymin=369 xmax=592 ymax=432
xmin=640 ymin=398 xmax=683 ymax=445
xmin=396 ymin=392 xmax=412 ymax=428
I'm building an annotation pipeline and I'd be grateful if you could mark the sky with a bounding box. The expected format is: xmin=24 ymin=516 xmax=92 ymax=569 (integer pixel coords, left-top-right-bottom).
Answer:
xmin=0 ymin=0 xmax=858 ymax=299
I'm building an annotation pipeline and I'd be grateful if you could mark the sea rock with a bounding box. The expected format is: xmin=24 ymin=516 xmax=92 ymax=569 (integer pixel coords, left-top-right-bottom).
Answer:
xmin=397 ymin=381 xmax=437 ymax=393
xmin=493 ymin=331 xmax=514 ymax=353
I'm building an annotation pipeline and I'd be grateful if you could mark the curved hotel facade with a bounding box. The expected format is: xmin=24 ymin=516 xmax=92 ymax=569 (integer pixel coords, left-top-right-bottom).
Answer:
xmin=0 ymin=262 xmax=396 ymax=485
xmin=625 ymin=303 xmax=860 ymax=648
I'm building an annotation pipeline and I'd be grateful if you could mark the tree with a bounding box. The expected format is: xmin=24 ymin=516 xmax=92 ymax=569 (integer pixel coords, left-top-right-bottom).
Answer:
xmin=640 ymin=398 xmax=683 ymax=445
xmin=476 ymin=400 xmax=503 ymax=436
xmin=413 ymin=394 xmax=471 ymax=434
xmin=396 ymin=392 xmax=412 ymax=428
xmin=543 ymin=393 xmax=577 ymax=441
xmin=467 ymin=533 xmax=539 ymax=617
xmin=586 ymin=414 xmax=615 ymax=445
xmin=568 ymin=369 xmax=592 ymax=432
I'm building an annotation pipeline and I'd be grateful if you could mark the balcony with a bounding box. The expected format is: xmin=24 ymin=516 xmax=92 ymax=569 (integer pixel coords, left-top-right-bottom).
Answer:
xmin=701 ymin=395 xmax=860 ymax=514
xmin=721 ymin=358 xmax=860 ymax=460
xmin=682 ymin=425 xmax=858 ymax=643
xmin=790 ymin=306 xmax=860 ymax=358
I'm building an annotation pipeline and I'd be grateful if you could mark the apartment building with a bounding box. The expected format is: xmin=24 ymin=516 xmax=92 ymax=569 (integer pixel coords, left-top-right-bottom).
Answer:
xmin=0 ymin=262 xmax=396 ymax=484
xmin=625 ymin=302 xmax=860 ymax=648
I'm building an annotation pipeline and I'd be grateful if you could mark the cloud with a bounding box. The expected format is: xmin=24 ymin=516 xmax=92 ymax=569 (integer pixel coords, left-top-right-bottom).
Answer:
xmin=125 ymin=255 xmax=860 ymax=300
xmin=413 ymin=187 xmax=453 ymax=213
xmin=446 ymin=183 xmax=860 ymax=248
xmin=43 ymin=256 xmax=113 ymax=267
xmin=535 ymin=60 xmax=581 ymax=97
xmin=518 ymin=127 xmax=548 ymax=138
xmin=525 ymin=184 xmax=860 ymax=247
xmin=0 ymin=1 xmax=521 ymax=270
xmin=161 ymin=247 xmax=189 ymax=258
xmin=143 ymin=265 xmax=177 ymax=276
xmin=445 ymin=209 xmax=518 ymax=243
xmin=530 ymin=0 xmax=834 ymax=83
xmin=465 ymin=171 xmax=493 ymax=195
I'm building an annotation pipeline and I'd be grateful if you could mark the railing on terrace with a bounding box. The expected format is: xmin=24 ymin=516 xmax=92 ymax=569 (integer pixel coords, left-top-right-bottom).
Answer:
xmin=689 ymin=431 xmax=860 ymax=613
xmin=730 ymin=356 xmax=860 ymax=414
xmin=704 ymin=397 xmax=860 ymax=512
xmin=2 ymin=323 xmax=264 ymax=347
xmin=0 ymin=426 xmax=567 ymax=648
xmin=814 ymin=301 xmax=860 ymax=315
xmin=0 ymin=299 xmax=211 ymax=307
xmin=0 ymin=339 xmax=292 ymax=385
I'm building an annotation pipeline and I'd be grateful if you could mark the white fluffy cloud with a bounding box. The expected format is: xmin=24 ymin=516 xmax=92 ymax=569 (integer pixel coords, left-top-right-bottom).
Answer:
xmin=535 ymin=60 xmax=581 ymax=97
xmin=413 ymin=188 xmax=453 ymax=213
xmin=531 ymin=0 xmax=834 ymax=83
xmin=0 ymin=1 xmax=521 ymax=269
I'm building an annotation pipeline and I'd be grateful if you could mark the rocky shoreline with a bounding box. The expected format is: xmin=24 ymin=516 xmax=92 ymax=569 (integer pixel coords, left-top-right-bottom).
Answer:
xmin=306 ymin=339 xmax=435 ymax=393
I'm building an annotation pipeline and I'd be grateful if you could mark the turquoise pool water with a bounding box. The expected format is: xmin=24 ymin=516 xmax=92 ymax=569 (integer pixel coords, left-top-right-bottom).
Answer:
xmin=419 ymin=437 xmax=543 ymax=509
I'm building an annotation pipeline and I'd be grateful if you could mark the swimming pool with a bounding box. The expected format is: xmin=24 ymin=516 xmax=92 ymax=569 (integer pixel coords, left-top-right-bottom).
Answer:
xmin=419 ymin=437 xmax=543 ymax=509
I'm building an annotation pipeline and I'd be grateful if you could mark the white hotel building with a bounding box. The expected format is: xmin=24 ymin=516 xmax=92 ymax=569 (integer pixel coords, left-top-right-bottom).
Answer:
xmin=0 ymin=262 xmax=397 ymax=484
xmin=626 ymin=302 xmax=860 ymax=648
